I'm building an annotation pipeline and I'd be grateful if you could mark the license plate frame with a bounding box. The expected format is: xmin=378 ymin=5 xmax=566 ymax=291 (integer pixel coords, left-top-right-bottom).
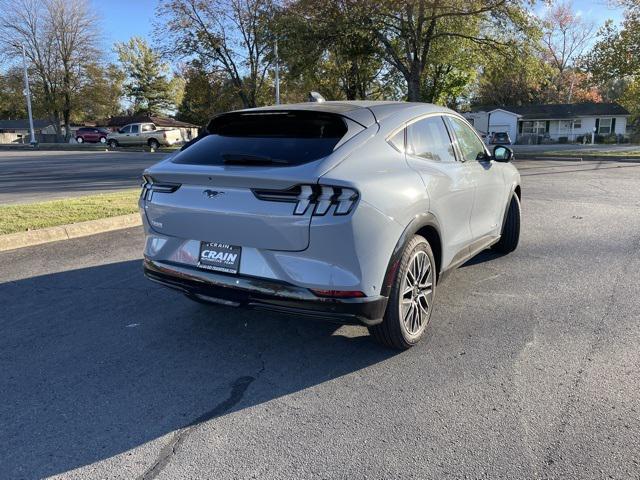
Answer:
xmin=198 ymin=242 xmax=242 ymax=274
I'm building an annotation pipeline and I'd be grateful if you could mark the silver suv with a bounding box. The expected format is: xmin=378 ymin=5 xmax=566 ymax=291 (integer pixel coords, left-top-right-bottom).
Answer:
xmin=140 ymin=101 xmax=521 ymax=349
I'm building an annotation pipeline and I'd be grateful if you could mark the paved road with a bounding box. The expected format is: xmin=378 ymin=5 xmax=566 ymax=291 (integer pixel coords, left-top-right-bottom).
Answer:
xmin=1 ymin=160 xmax=640 ymax=479
xmin=0 ymin=150 xmax=163 ymax=204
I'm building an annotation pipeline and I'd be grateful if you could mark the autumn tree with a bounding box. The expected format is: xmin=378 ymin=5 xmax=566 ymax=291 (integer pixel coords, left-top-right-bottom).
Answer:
xmin=540 ymin=0 xmax=596 ymax=102
xmin=115 ymin=37 xmax=175 ymax=115
xmin=0 ymin=0 xmax=101 ymax=140
xmin=156 ymin=0 xmax=276 ymax=108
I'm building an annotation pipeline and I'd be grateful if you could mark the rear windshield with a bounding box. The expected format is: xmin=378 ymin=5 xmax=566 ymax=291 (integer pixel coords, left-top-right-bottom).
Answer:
xmin=172 ymin=111 xmax=348 ymax=167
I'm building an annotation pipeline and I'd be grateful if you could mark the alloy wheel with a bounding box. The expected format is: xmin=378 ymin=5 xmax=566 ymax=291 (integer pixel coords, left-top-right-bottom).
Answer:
xmin=399 ymin=250 xmax=434 ymax=336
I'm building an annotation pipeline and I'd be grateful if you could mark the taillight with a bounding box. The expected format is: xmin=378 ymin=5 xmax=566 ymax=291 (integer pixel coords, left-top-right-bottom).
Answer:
xmin=310 ymin=289 xmax=366 ymax=298
xmin=141 ymin=175 xmax=180 ymax=200
xmin=253 ymin=184 xmax=358 ymax=216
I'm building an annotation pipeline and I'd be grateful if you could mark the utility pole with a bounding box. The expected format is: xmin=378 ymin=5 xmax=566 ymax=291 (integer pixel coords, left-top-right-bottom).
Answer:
xmin=274 ymin=38 xmax=280 ymax=105
xmin=21 ymin=44 xmax=37 ymax=145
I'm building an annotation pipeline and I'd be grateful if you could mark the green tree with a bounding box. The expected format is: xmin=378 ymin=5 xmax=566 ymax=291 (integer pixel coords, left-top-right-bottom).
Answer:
xmin=585 ymin=2 xmax=640 ymax=120
xmin=75 ymin=63 xmax=125 ymax=121
xmin=115 ymin=37 xmax=175 ymax=115
xmin=176 ymin=63 xmax=242 ymax=125
xmin=277 ymin=0 xmax=393 ymax=101
xmin=474 ymin=49 xmax=553 ymax=106
xmin=352 ymin=0 xmax=532 ymax=102
xmin=0 ymin=68 xmax=27 ymax=119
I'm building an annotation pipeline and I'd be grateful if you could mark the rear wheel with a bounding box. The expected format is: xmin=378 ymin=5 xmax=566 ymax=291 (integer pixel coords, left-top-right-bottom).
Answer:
xmin=108 ymin=139 xmax=118 ymax=148
xmin=99 ymin=136 xmax=106 ymax=144
xmin=76 ymin=137 xmax=84 ymax=143
xmin=148 ymin=139 xmax=160 ymax=150
xmin=368 ymin=235 xmax=436 ymax=350
xmin=493 ymin=194 xmax=520 ymax=253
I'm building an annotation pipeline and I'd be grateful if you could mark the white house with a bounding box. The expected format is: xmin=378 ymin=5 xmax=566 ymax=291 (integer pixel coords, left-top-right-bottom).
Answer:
xmin=464 ymin=108 xmax=520 ymax=143
xmin=464 ymin=103 xmax=630 ymax=144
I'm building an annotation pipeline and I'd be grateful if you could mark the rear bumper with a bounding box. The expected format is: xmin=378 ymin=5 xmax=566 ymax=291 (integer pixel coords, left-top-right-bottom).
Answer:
xmin=143 ymin=259 xmax=387 ymax=326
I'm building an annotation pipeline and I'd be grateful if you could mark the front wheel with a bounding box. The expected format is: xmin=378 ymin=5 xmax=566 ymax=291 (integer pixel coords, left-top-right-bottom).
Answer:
xmin=368 ymin=235 xmax=436 ymax=350
xmin=76 ymin=137 xmax=84 ymax=143
xmin=108 ymin=139 xmax=118 ymax=148
xmin=493 ymin=194 xmax=521 ymax=254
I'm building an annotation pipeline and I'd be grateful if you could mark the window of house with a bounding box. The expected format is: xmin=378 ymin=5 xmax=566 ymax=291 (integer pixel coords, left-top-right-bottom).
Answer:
xmin=522 ymin=121 xmax=546 ymax=135
xmin=598 ymin=118 xmax=612 ymax=134
xmin=406 ymin=116 xmax=456 ymax=162
xmin=573 ymin=119 xmax=582 ymax=129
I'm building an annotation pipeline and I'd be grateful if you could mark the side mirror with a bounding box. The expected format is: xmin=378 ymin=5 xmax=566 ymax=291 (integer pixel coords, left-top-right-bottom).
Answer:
xmin=493 ymin=145 xmax=513 ymax=162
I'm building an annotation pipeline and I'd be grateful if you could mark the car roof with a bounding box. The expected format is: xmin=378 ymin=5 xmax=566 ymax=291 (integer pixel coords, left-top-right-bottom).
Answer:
xmin=239 ymin=101 xmax=457 ymax=128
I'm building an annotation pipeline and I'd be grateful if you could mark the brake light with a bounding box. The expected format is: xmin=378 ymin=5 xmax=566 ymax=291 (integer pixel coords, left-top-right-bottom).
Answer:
xmin=310 ymin=289 xmax=366 ymax=298
xmin=141 ymin=175 xmax=180 ymax=200
xmin=253 ymin=184 xmax=359 ymax=216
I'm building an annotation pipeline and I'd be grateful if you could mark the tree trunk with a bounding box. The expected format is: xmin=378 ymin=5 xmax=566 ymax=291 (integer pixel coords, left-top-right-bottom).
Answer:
xmin=406 ymin=70 xmax=422 ymax=102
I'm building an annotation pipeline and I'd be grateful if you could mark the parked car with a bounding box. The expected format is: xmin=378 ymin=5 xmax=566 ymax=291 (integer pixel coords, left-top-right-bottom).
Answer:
xmin=489 ymin=131 xmax=512 ymax=144
xmin=75 ymin=127 xmax=109 ymax=144
xmin=140 ymin=102 xmax=521 ymax=349
xmin=106 ymin=122 xmax=182 ymax=149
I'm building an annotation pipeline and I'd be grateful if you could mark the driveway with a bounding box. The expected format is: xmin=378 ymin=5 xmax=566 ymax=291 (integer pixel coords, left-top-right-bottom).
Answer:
xmin=1 ymin=160 xmax=639 ymax=479
xmin=0 ymin=150 xmax=163 ymax=204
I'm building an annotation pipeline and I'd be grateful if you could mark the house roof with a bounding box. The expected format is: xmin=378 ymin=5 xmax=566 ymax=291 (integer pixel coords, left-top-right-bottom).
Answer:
xmin=472 ymin=103 xmax=629 ymax=120
xmin=99 ymin=115 xmax=199 ymax=128
xmin=0 ymin=119 xmax=52 ymax=130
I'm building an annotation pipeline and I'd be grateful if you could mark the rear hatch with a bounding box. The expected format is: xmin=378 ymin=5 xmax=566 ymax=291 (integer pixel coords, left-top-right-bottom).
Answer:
xmin=142 ymin=110 xmax=362 ymax=251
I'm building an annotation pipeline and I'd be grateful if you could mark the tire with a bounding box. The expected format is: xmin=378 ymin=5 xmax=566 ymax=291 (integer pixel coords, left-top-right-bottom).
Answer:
xmin=99 ymin=137 xmax=106 ymax=144
xmin=76 ymin=137 xmax=83 ymax=143
xmin=493 ymin=194 xmax=520 ymax=253
xmin=148 ymin=139 xmax=160 ymax=150
xmin=108 ymin=139 xmax=118 ymax=148
xmin=368 ymin=235 xmax=436 ymax=350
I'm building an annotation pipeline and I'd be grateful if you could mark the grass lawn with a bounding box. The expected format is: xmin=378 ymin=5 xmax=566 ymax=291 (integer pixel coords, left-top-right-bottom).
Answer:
xmin=0 ymin=190 xmax=140 ymax=235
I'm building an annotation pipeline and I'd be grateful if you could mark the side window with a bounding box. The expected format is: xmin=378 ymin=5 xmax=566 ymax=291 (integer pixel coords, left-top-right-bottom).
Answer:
xmin=130 ymin=124 xmax=140 ymax=133
xmin=121 ymin=125 xmax=131 ymax=133
xmin=142 ymin=124 xmax=156 ymax=132
xmin=446 ymin=116 xmax=487 ymax=162
xmin=406 ymin=116 xmax=456 ymax=162
xmin=388 ymin=129 xmax=405 ymax=152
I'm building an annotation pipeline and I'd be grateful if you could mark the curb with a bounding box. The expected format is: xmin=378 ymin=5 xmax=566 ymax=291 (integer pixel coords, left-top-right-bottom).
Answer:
xmin=0 ymin=213 xmax=142 ymax=252
xmin=515 ymin=154 xmax=640 ymax=163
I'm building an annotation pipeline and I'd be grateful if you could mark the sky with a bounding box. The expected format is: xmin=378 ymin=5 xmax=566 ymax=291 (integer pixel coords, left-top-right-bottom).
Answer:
xmin=92 ymin=0 xmax=155 ymax=58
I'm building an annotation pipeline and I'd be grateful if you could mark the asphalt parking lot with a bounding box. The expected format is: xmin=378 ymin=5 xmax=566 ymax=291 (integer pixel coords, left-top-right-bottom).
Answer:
xmin=0 ymin=150 xmax=161 ymax=204
xmin=1 ymin=159 xmax=639 ymax=479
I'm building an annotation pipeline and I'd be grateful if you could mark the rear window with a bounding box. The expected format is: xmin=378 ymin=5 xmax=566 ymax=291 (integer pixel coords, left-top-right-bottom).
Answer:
xmin=172 ymin=111 xmax=348 ymax=167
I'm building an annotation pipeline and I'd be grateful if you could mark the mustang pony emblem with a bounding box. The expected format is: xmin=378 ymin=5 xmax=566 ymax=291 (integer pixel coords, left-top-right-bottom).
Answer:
xmin=203 ymin=189 xmax=224 ymax=199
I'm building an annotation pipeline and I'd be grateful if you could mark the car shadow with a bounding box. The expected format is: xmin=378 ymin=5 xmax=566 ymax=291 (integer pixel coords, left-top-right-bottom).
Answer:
xmin=460 ymin=249 xmax=505 ymax=268
xmin=0 ymin=260 xmax=396 ymax=479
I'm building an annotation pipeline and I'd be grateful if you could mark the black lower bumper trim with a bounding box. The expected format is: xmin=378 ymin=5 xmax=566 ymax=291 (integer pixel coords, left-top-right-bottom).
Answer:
xmin=143 ymin=259 xmax=387 ymax=326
